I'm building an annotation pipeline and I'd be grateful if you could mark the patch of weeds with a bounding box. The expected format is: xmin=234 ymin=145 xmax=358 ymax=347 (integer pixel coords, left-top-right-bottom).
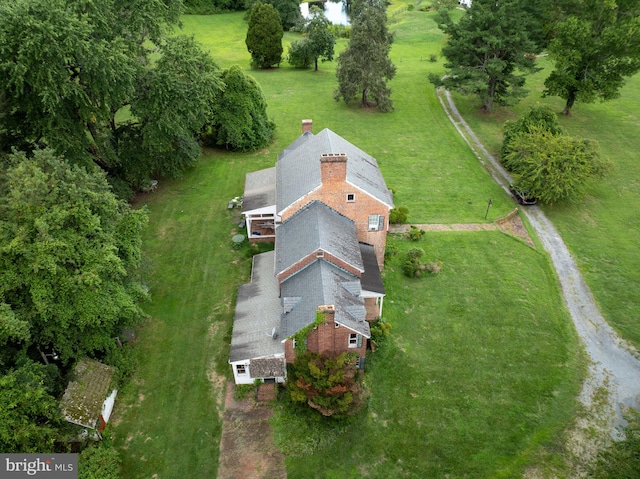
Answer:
xmin=233 ymin=384 xmax=255 ymax=401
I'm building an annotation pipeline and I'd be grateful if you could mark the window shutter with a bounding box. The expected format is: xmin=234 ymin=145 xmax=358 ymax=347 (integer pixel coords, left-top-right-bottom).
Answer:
xmin=378 ymin=215 xmax=385 ymax=231
xmin=357 ymin=334 xmax=363 ymax=348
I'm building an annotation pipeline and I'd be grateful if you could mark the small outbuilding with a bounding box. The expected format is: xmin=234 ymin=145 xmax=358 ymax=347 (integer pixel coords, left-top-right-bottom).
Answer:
xmin=59 ymin=359 xmax=117 ymax=435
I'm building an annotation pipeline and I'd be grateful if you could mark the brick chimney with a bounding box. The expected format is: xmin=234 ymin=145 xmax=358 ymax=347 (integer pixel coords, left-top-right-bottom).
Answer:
xmin=320 ymin=153 xmax=347 ymax=184
xmin=302 ymin=119 xmax=313 ymax=133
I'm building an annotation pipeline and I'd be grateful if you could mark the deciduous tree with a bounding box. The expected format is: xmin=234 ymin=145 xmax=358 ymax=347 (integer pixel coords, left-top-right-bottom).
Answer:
xmin=246 ymin=2 xmax=284 ymax=69
xmin=288 ymin=7 xmax=336 ymax=71
xmin=334 ymin=0 xmax=396 ymax=112
xmin=0 ymin=360 xmax=61 ymax=453
xmin=205 ymin=65 xmax=275 ymax=151
xmin=0 ymin=0 xmax=221 ymax=192
xmin=543 ymin=0 xmax=640 ymax=115
xmin=0 ymin=149 xmax=148 ymax=363
xmin=503 ymin=126 xmax=611 ymax=204
xmin=431 ymin=0 xmax=540 ymax=112
xmin=501 ymin=105 xmax=564 ymax=161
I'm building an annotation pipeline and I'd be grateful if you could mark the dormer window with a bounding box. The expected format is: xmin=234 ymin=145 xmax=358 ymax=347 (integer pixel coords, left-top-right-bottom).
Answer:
xmin=346 ymin=193 xmax=355 ymax=202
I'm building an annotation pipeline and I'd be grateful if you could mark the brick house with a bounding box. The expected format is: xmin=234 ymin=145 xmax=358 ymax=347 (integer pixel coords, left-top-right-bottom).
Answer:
xmin=229 ymin=121 xmax=393 ymax=385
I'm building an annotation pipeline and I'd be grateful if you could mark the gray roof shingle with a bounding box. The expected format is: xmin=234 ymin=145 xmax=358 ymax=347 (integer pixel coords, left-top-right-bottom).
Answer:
xmin=281 ymin=260 xmax=370 ymax=339
xmin=275 ymin=201 xmax=363 ymax=277
xmin=242 ymin=167 xmax=276 ymax=213
xmin=230 ymin=251 xmax=284 ymax=363
xmin=359 ymin=243 xmax=385 ymax=294
xmin=276 ymin=129 xmax=393 ymax=213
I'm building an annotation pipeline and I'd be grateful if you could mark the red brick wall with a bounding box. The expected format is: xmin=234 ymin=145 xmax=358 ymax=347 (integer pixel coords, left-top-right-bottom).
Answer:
xmin=277 ymin=250 xmax=363 ymax=283
xmin=284 ymin=308 xmax=367 ymax=364
xmin=281 ymin=178 xmax=390 ymax=269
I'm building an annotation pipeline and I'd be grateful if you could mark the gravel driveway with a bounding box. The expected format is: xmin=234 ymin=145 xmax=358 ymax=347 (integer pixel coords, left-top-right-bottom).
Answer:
xmin=439 ymin=88 xmax=640 ymax=436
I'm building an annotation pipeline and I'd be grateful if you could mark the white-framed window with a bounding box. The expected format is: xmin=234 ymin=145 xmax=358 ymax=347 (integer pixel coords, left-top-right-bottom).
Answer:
xmin=236 ymin=364 xmax=247 ymax=375
xmin=316 ymin=250 xmax=324 ymax=258
xmin=349 ymin=333 xmax=358 ymax=348
xmin=346 ymin=193 xmax=355 ymax=202
xmin=368 ymin=214 xmax=385 ymax=231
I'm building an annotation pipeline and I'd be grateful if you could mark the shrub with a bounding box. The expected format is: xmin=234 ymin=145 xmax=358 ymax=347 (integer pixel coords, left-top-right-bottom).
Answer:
xmin=403 ymin=259 xmax=421 ymax=277
xmin=429 ymin=54 xmax=438 ymax=62
xmin=287 ymin=351 xmax=367 ymax=417
xmin=426 ymin=260 xmax=443 ymax=275
xmin=406 ymin=247 xmax=425 ymax=261
xmin=407 ymin=226 xmax=425 ymax=241
xmin=384 ymin=243 xmax=399 ymax=262
xmin=370 ymin=320 xmax=392 ymax=348
xmin=389 ymin=206 xmax=409 ymax=224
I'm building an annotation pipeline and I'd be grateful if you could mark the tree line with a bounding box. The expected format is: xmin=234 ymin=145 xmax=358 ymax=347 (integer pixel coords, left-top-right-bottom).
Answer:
xmin=432 ymin=0 xmax=640 ymax=115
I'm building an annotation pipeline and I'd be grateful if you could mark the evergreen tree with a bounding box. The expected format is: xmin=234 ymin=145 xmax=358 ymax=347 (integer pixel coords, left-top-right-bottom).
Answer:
xmin=431 ymin=0 xmax=540 ymax=112
xmin=246 ymin=2 xmax=284 ymax=69
xmin=334 ymin=0 xmax=396 ymax=112
xmin=543 ymin=0 xmax=640 ymax=115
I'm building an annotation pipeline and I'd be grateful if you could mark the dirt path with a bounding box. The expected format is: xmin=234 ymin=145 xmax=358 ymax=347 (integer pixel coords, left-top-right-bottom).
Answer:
xmin=217 ymin=383 xmax=286 ymax=479
xmin=438 ymin=87 xmax=640 ymax=436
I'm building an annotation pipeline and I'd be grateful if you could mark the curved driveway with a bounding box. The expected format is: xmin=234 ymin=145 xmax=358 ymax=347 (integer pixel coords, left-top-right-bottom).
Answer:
xmin=439 ymin=88 xmax=640 ymax=435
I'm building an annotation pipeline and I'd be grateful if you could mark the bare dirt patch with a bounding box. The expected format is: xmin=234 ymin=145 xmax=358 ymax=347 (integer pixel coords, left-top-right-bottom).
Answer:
xmin=495 ymin=212 xmax=535 ymax=247
xmin=217 ymin=382 xmax=287 ymax=479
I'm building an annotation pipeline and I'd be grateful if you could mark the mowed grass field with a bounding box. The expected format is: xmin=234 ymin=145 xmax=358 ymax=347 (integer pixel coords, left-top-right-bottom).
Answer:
xmin=112 ymin=6 xmax=589 ymax=478
xmin=450 ymin=56 xmax=640 ymax=349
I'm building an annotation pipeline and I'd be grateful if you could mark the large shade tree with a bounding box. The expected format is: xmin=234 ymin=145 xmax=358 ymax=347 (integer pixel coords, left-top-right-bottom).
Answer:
xmin=431 ymin=0 xmax=540 ymax=112
xmin=205 ymin=65 xmax=275 ymax=151
xmin=0 ymin=149 xmax=148 ymax=363
xmin=334 ymin=0 xmax=396 ymax=111
xmin=0 ymin=360 xmax=61 ymax=453
xmin=0 ymin=0 xmax=222 ymax=191
xmin=543 ymin=0 xmax=640 ymax=115
xmin=502 ymin=126 xmax=611 ymax=204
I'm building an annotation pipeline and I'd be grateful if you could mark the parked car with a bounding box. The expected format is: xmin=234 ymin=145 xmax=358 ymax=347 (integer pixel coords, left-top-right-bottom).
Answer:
xmin=509 ymin=185 xmax=537 ymax=205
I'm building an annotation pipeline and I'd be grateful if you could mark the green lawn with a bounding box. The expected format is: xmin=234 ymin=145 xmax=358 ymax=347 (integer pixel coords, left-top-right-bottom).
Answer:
xmin=448 ymin=56 xmax=640 ymax=349
xmin=112 ymin=6 xmax=586 ymax=478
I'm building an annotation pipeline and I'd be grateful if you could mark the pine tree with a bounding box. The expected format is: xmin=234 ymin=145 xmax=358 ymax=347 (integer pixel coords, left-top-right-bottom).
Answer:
xmin=334 ymin=0 xmax=396 ymax=112
xmin=431 ymin=0 xmax=540 ymax=112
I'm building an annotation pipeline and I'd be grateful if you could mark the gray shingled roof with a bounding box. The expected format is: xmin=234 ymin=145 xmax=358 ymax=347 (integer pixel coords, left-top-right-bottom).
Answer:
xmin=276 ymin=129 xmax=394 ymax=213
xmin=275 ymin=201 xmax=363 ymax=277
xmin=242 ymin=167 xmax=276 ymax=213
xmin=59 ymin=360 xmax=115 ymax=429
xmin=230 ymin=251 xmax=284 ymax=363
xmin=280 ymin=260 xmax=370 ymax=339
xmin=359 ymin=243 xmax=385 ymax=294
xmin=250 ymin=358 xmax=286 ymax=379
